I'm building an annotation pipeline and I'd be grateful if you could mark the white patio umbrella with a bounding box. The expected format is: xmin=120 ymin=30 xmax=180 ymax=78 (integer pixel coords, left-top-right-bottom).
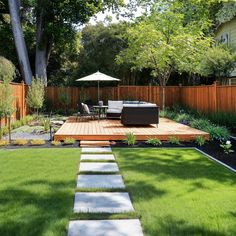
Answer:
xmin=76 ymin=71 xmax=120 ymax=103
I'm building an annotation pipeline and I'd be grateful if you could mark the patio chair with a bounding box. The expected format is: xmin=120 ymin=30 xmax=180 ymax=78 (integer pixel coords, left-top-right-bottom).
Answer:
xmin=76 ymin=103 xmax=99 ymax=121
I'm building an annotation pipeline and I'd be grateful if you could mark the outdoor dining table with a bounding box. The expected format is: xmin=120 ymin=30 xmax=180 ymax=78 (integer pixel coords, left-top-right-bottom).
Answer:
xmin=93 ymin=105 xmax=108 ymax=120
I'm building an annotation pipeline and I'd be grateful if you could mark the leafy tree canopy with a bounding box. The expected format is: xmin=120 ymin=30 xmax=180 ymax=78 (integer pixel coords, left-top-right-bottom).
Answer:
xmin=216 ymin=2 xmax=236 ymax=24
xmin=200 ymin=45 xmax=236 ymax=84
xmin=0 ymin=56 xmax=15 ymax=82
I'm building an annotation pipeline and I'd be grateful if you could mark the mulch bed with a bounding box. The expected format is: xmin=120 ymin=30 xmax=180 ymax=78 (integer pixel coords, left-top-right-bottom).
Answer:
xmin=111 ymin=139 xmax=236 ymax=171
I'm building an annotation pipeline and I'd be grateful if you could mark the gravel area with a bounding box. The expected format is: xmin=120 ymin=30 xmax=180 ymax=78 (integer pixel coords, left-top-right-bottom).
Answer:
xmin=8 ymin=132 xmax=50 ymax=141
xmin=4 ymin=125 xmax=51 ymax=141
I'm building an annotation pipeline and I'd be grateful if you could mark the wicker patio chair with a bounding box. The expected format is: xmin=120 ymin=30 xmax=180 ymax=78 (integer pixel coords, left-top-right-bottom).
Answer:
xmin=76 ymin=103 xmax=99 ymax=121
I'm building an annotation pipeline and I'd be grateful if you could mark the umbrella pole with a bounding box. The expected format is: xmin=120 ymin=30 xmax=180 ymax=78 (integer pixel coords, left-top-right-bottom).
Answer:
xmin=97 ymin=80 xmax=100 ymax=104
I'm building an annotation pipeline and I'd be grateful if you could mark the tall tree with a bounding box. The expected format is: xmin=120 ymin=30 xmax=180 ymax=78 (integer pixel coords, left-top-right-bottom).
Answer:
xmin=76 ymin=22 xmax=142 ymax=85
xmin=34 ymin=0 xmax=124 ymax=84
xmin=8 ymin=0 xmax=32 ymax=84
xmin=117 ymin=9 xmax=212 ymax=110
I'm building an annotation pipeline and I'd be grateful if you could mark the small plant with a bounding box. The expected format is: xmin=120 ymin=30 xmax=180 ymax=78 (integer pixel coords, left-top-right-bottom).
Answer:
xmin=59 ymin=87 xmax=71 ymax=115
xmin=26 ymin=77 xmax=45 ymax=116
xmin=0 ymin=140 xmax=8 ymax=146
xmin=30 ymin=139 xmax=46 ymax=146
xmin=13 ymin=139 xmax=28 ymax=146
xmin=168 ymin=136 xmax=181 ymax=145
xmin=220 ymin=141 xmax=234 ymax=155
xmin=146 ymin=138 xmax=162 ymax=146
xmin=206 ymin=125 xmax=230 ymax=141
xmin=64 ymin=138 xmax=76 ymax=145
xmin=124 ymin=132 xmax=136 ymax=146
xmin=42 ymin=118 xmax=50 ymax=132
xmin=51 ymin=140 xmax=61 ymax=146
xmin=195 ymin=136 xmax=206 ymax=146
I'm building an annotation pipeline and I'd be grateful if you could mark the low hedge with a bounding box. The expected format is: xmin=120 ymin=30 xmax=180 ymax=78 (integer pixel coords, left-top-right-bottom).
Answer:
xmin=161 ymin=107 xmax=231 ymax=141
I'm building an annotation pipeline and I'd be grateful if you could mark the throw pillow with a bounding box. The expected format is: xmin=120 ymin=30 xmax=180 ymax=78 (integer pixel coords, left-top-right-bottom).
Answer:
xmin=83 ymin=104 xmax=90 ymax=114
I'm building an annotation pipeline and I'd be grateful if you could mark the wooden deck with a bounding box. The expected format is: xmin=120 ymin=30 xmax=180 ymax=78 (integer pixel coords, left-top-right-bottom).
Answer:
xmin=54 ymin=117 xmax=209 ymax=141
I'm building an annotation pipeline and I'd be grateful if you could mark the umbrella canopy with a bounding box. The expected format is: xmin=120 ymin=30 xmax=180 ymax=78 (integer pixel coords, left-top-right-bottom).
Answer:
xmin=76 ymin=71 xmax=120 ymax=103
xmin=76 ymin=71 xmax=120 ymax=82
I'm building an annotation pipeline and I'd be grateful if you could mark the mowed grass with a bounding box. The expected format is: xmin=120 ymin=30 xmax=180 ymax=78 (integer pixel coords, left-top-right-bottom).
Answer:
xmin=113 ymin=148 xmax=236 ymax=236
xmin=0 ymin=148 xmax=80 ymax=236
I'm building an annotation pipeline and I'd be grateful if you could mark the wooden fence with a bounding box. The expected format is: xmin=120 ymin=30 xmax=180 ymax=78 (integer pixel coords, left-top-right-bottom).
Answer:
xmin=0 ymin=82 xmax=27 ymax=127
xmin=45 ymin=83 xmax=236 ymax=113
xmin=1 ymin=82 xmax=236 ymax=126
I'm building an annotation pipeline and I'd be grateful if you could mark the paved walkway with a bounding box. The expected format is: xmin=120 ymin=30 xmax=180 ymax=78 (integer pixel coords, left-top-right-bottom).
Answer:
xmin=68 ymin=146 xmax=144 ymax=236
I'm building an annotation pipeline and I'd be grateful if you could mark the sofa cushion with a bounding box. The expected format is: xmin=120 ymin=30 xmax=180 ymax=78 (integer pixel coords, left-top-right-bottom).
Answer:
xmin=108 ymin=100 xmax=123 ymax=110
xmin=107 ymin=108 xmax=122 ymax=114
xmin=123 ymin=101 xmax=140 ymax=104
xmin=123 ymin=103 xmax=157 ymax=108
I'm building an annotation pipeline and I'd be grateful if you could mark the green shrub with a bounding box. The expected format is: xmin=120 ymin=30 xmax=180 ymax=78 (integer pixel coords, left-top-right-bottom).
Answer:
xmin=175 ymin=113 xmax=192 ymax=123
xmin=205 ymin=111 xmax=236 ymax=131
xmin=195 ymin=136 xmax=206 ymax=146
xmin=206 ymin=125 xmax=230 ymax=141
xmin=42 ymin=118 xmax=50 ymax=132
xmin=190 ymin=118 xmax=212 ymax=130
xmin=146 ymin=138 xmax=162 ymax=146
xmin=168 ymin=136 xmax=181 ymax=145
xmin=11 ymin=120 xmax=21 ymax=130
xmin=124 ymin=132 xmax=136 ymax=146
xmin=26 ymin=78 xmax=45 ymax=115
xmin=64 ymin=138 xmax=76 ymax=145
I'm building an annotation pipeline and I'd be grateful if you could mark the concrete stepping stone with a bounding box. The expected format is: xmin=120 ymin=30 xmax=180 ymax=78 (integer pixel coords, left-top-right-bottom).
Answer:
xmin=73 ymin=192 xmax=134 ymax=213
xmin=68 ymin=219 xmax=144 ymax=236
xmin=77 ymin=175 xmax=125 ymax=189
xmin=79 ymin=163 xmax=119 ymax=173
xmin=81 ymin=147 xmax=112 ymax=153
xmin=81 ymin=154 xmax=115 ymax=161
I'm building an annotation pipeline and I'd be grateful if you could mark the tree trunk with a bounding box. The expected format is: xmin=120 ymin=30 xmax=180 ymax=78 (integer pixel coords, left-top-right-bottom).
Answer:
xmin=0 ymin=122 xmax=2 ymax=140
xmin=161 ymin=86 xmax=165 ymax=112
xmin=8 ymin=116 xmax=11 ymax=143
xmin=35 ymin=45 xmax=47 ymax=84
xmin=35 ymin=4 xmax=48 ymax=85
xmin=8 ymin=0 xmax=32 ymax=85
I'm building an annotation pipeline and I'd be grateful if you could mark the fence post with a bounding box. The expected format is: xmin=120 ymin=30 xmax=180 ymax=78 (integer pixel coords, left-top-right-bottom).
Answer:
xmin=212 ymin=81 xmax=217 ymax=112
xmin=148 ymin=84 xmax=152 ymax=102
xmin=179 ymin=84 xmax=182 ymax=106
xmin=21 ymin=80 xmax=25 ymax=118
xmin=117 ymin=85 xmax=120 ymax=100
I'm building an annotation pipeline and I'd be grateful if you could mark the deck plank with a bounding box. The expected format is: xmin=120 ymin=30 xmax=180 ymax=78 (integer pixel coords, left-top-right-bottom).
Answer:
xmin=54 ymin=117 xmax=209 ymax=141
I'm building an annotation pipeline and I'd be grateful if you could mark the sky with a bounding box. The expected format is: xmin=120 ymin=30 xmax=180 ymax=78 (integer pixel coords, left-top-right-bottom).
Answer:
xmin=89 ymin=0 xmax=144 ymax=25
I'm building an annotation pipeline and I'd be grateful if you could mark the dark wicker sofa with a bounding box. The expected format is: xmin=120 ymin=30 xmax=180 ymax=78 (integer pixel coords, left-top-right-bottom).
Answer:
xmin=106 ymin=100 xmax=159 ymax=126
xmin=121 ymin=104 xmax=159 ymax=126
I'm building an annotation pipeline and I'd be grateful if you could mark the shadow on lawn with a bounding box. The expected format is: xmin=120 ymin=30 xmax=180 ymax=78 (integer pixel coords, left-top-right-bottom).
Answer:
xmin=115 ymin=149 xmax=236 ymax=185
xmin=0 ymin=180 xmax=74 ymax=236
xmin=148 ymin=215 xmax=233 ymax=236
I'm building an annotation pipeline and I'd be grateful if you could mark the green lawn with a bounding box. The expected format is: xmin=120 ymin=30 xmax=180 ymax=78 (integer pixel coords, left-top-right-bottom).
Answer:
xmin=113 ymin=148 xmax=236 ymax=236
xmin=0 ymin=148 xmax=80 ymax=236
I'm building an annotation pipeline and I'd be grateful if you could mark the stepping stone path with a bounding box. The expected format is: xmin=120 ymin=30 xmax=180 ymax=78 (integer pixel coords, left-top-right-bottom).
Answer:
xmin=68 ymin=146 xmax=144 ymax=236
xmin=77 ymin=175 xmax=125 ymax=189
xmin=81 ymin=154 xmax=115 ymax=161
xmin=68 ymin=219 xmax=143 ymax=236
xmin=74 ymin=192 xmax=134 ymax=213
xmin=79 ymin=162 xmax=119 ymax=173
xmin=81 ymin=147 xmax=112 ymax=153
